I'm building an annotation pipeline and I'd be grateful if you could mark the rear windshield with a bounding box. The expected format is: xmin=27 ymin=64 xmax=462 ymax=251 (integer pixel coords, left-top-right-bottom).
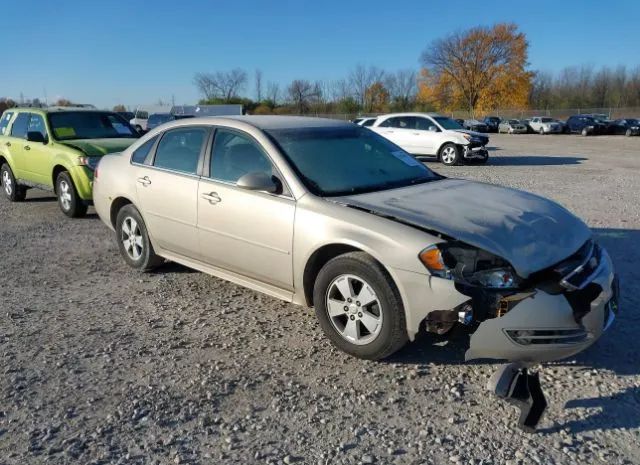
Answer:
xmin=148 ymin=114 xmax=174 ymax=124
xmin=48 ymin=112 xmax=136 ymax=140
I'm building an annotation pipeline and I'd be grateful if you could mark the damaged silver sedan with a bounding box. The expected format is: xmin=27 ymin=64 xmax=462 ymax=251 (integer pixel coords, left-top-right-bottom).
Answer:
xmin=94 ymin=116 xmax=618 ymax=428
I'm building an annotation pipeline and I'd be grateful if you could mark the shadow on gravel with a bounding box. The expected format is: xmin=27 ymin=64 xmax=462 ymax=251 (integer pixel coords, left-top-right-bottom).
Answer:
xmin=23 ymin=195 xmax=57 ymax=203
xmin=153 ymin=261 xmax=198 ymax=274
xmin=539 ymin=386 xmax=640 ymax=435
xmin=490 ymin=155 xmax=587 ymax=166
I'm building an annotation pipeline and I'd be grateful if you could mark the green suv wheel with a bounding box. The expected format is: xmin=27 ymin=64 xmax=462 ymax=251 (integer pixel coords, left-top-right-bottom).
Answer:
xmin=56 ymin=171 xmax=87 ymax=218
xmin=1 ymin=163 xmax=27 ymax=202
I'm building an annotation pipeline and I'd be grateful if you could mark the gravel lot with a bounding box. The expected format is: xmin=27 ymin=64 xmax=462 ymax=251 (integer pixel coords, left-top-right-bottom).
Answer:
xmin=1 ymin=133 xmax=639 ymax=465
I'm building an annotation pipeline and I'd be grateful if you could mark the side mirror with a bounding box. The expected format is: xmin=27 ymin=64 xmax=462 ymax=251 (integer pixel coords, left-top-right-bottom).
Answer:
xmin=237 ymin=171 xmax=280 ymax=194
xmin=26 ymin=131 xmax=46 ymax=144
xmin=428 ymin=126 xmax=438 ymax=132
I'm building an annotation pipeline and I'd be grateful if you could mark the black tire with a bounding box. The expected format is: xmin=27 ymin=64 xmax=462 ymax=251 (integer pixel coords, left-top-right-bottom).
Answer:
xmin=313 ymin=252 xmax=408 ymax=360
xmin=115 ymin=204 xmax=163 ymax=271
xmin=1 ymin=163 xmax=27 ymax=202
xmin=581 ymin=128 xmax=589 ymax=137
xmin=538 ymin=127 xmax=545 ymax=135
xmin=56 ymin=171 xmax=87 ymax=218
xmin=626 ymin=129 xmax=632 ymax=137
xmin=439 ymin=143 xmax=461 ymax=166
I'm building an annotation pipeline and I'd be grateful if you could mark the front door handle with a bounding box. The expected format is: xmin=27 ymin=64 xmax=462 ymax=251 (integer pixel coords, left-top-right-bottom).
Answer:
xmin=137 ymin=176 xmax=151 ymax=186
xmin=5 ymin=142 xmax=10 ymax=147
xmin=201 ymin=192 xmax=221 ymax=204
xmin=24 ymin=145 xmax=31 ymax=151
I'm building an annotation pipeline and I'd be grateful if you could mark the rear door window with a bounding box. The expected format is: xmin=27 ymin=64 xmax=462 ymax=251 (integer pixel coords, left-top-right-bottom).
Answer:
xmin=131 ymin=136 xmax=159 ymax=164
xmin=10 ymin=112 xmax=30 ymax=139
xmin=153 ymin=127 xmax=207 ymax=174
xmin=0 ymin=112 xmax=14 ymax=135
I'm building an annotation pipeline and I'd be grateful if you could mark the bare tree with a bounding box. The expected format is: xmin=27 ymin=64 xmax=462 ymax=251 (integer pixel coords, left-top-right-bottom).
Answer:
xmin=193 ymin=68 xmax=248 ymax=101
xmin=348 ymin=65 xmax=385 ymax=107
xmin=255 ymin=69 xmax=263 ymax=102
xmin=386 ymin=69 xmax=417 ymax=110
xmin=266 ymin=81 xmax=280 ymax=104
xmin=287 ymin=79 xmax=320 ymax=114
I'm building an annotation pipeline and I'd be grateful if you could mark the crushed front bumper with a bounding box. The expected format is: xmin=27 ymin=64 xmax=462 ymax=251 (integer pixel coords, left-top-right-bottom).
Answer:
xmin=463 ymin=145 xmax=489 ymax=160
xmin=466 ymin=248 xmax=616 ymax=362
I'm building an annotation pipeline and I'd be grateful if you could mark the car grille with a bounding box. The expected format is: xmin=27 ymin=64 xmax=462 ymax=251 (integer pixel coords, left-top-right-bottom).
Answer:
xmin=505 ymin=328 xmax=590 ymax=346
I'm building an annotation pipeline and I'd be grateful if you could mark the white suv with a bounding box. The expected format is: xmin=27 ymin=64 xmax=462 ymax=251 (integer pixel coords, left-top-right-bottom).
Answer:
xmin=528 ymin=117 xmax=563 ymax=134
xmin=369 ymin=113 xmax=489 ymax=165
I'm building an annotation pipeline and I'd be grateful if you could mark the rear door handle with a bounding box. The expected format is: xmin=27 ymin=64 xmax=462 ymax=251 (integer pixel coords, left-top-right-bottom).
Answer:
xmin=5 ymin=142 xmax=10 ymax=147
xmin=24 ymin=145 xmax=31 ymax=151
xmin=137 ymin=176 xmax=151 ymax=186
xmin=201 ymin=192 xmax=221 ymax=204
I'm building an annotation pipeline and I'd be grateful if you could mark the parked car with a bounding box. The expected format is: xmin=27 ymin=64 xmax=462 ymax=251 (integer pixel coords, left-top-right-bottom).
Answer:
xmin=93 ymin=116 xmax=617 ymax=372
xmin=528 ymin=117 xmax=563 ymax=135
xmin=482 ymin=116 xmax=501 ymax=133
xmin=146 ymin=113 xmax=194 ymax=131
xmin=462 ymin=119 xmax=489 ymax=132
xmin=130 ymin=110 xmax=149 ymax=133
xmin=498 ymin=119 xmax=528 ymax=134
xmin=607 ymin=118 xmax=640 ymax=136
xmin=566 ymin=115 xmax=609 ymax=136
xmin=369 ymin=113 xmax=489 ymax=165
xmin=0 ymin=107 xmax=138 ymax=217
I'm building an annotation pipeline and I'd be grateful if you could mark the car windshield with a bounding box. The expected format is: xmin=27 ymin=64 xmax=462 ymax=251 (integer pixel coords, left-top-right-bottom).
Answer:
xmin=509 ymin=119 xmax=520 ymax=124
xmin=149 ymin=113 xmax=174 ymax=125
xmin=541 ymin=118 xmax=553 ymax=122
xmin=266 ymin=125 xmax=442 ymax=197
xmin=49 ymin=111 xmax=136 ymax=140
xmin=433 ymin=116 xmax=463 ymax=130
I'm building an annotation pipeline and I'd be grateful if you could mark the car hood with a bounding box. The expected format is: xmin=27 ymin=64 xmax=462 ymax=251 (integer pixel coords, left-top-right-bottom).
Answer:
xmin=451 ymin=129 xmax=486 ymax=138
xmin=59 ymin=138 xmax=138 ymax=156
xmin=334 ymin=178 xmax=591 ymax=277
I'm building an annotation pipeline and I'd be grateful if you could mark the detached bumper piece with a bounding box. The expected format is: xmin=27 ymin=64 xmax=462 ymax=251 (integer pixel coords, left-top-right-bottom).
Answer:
xmin=488 ymin=363 xmax=547 ymax=432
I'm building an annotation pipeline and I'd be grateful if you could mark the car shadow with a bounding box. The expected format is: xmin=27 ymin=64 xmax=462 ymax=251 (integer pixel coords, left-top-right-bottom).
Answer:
xmin=152 ymin=261 xmax=198 ymax=274
xmin=490 ymin=155 xmax=588 ymax=166
xmin=23 ymin=195 xmax=57 ymax=203
xmin=538 ymin=385 xmax=640 ymax=435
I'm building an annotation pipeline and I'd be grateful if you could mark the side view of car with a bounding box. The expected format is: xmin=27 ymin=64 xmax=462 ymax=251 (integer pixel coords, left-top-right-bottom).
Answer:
xmin=129 ymin=109 xmax=149 ymax=133
xmin=528 ymin=117 xmax=563 ymax=134
xmin=498 ymin=119 xmax=528 ymax=134
xmin=93 ymin=115 xmax=616 ymax=371
xmin=0 ymin=107 xmax=138 ymax=217
xmin=566 ymin=114 xmax=609 ymax=136
xmin=369 ymin=113 xmax=489 ymax=165
xmin=608 ymin=118 xmax=640 ymax=136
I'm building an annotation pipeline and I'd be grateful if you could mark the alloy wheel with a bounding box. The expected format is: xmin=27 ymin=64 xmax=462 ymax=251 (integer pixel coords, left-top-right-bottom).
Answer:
xmin=325 ymin=274 xmax=383 ymax=345
xmin=121 ymin=216 xmax=144 ymax=260
xmin=59 ymin=180 xmax=72 ymax=211
xmin=441 ymin=146 xmax=456 ymax=164
xmin=2 ymin=170 xmax=12 ymax=196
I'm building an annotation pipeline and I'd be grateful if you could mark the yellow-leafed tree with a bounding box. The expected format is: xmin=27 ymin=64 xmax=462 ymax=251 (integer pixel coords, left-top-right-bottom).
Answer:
xmin=364 ymin=82 xmax=390 ymax=113
xmin=418 ymin=23 xmax=533 ymax=115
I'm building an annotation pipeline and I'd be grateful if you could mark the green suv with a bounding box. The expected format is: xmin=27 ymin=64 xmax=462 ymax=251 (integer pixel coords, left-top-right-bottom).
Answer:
xmin=0 ymin=107 xmax=139 ymax=217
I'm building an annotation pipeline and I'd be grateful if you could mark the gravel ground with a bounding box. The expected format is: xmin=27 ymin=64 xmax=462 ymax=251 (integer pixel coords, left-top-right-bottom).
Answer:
xmin=1 ymin=133 xmax=639 ymax=465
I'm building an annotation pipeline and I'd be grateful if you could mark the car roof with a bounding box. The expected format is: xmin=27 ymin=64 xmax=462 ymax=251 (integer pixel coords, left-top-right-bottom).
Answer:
xmin=200 ymin=115 xmax=351 ymax=130
xmin=9 ymin=107 xmax=113 ymax=114
xmin=377 ymin=112 xmax=444 ymax=119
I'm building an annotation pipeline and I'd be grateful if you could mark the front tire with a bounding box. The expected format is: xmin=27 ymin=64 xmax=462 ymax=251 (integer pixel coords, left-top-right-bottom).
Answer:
xmin=313 ymin=252 xmax=408 ymax=360
xmin=1 ymin=163 xmax=27 ymax=202
xmin=439 ymin=143 xmax=461 ymax=166
xmin=115 ymin=204 xmax=163 ymax=271
xmin=626 ymin=129 xmax=632 ymax=137
xmin=581 ymin=128 xmax=589 ymax=136
xmin=538 ymin=127 xmax=545 ymax=135
xmin=56 ymin=171 xmax=87 ymax=218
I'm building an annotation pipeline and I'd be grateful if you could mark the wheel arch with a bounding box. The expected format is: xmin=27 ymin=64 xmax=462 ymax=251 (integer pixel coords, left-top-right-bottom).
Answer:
xmin=109 ymin=196 xmax=135 ymax=229
xmin=51 ymin=164 xmax=70 ymax=193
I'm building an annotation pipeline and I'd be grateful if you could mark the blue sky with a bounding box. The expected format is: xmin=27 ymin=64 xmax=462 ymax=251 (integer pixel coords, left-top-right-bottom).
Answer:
xmin=2 ymin=0 xmax=639 ymax=108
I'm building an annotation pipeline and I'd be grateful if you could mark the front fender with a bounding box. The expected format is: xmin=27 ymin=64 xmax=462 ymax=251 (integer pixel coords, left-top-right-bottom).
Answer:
xmin=51 ymin=151 xmax=93 ymax=200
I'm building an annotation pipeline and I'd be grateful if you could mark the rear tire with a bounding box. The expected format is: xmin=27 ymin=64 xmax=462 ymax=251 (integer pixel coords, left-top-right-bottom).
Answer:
xmin=581 ymin=128 xmax=589 ymax=136
xmin=56 ymin=171 xmax=87 ymax=218
xmin=439 ymin=143 xmax=461 ymax=166
xmin=313 ymin=252 xmax=408 ymax=360
xmin=538 ymin=127 xmax=545 ymax=135
xmin=1 ymin=163 xmax=27 ymax=202
xmin=115 ymin=204 xmax=163 ymax=271
xmin=626 ymin=129 xmax=632 ymax=137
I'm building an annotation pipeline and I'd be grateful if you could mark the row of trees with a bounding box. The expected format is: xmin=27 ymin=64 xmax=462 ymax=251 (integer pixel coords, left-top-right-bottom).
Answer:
xmin=530 ymin=65 xmax=640 ymax=109
xmin=193 ymin=66 xmax=422 ymax=115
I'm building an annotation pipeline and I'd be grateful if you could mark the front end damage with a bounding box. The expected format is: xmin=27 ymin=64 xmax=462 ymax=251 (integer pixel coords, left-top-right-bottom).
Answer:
xmin=422 ymin=239 xmax=619 ymax=431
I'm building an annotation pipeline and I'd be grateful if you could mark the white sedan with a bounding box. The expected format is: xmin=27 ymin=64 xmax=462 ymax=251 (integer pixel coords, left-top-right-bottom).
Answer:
xmin=369 ymin=113 xmax=489 ymax=165
xmin=528 ymin=117 xmax=563 ymax=134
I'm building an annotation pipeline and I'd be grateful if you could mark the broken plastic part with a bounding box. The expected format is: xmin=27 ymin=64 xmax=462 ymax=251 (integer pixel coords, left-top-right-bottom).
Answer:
xmin=488 ymin=363 xmax=547 ymax=432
